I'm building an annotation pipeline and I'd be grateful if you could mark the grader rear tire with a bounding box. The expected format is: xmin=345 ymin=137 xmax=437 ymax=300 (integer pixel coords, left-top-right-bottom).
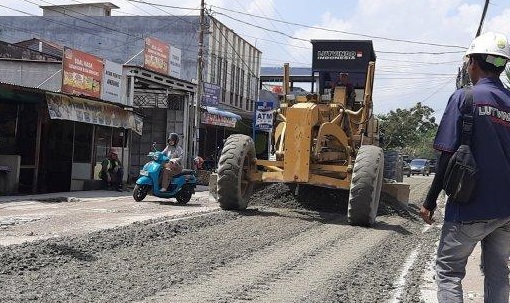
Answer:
xmin=348 ymin=145 xmax=384 ymax=227
xmin=217 ymin=134 xmax=256 ymax=210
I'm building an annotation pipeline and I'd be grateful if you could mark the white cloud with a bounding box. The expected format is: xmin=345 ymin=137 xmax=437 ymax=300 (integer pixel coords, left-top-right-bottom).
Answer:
xmin=272 ymin=0 xmax=510 ymax=118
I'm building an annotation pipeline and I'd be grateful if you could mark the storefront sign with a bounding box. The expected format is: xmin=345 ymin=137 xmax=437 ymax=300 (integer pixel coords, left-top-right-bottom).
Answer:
xmin=62 ymin=47 xmax=104 ymax=98
xmin=200 ymin=112 xmax=237 ymax=128
xmin=46 ymin=93 xmax=143 ymax=135
xmin=201 ymin=82 xmax=221 ymax=106
xmin=143 ymin=37 xmax=169 ymax=75
xmin=169 ymin=46 xmax=181 ymax=79
xmin=254 ymin=101 xmax=274 ymax=131
xmin=101 ymin=60 xmax=124 ymax=104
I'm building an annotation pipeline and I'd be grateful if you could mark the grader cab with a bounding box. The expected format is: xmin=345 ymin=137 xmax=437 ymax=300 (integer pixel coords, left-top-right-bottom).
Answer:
xmin=216 ymin=40 xmax=384 ymax=226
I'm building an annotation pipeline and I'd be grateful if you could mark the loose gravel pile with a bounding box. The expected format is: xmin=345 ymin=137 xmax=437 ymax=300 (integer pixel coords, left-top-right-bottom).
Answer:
xmin=250 ymin=183 xmax=419 ymax=220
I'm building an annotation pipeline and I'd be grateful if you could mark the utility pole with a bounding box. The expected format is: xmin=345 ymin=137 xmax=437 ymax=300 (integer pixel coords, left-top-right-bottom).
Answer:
xmin=476 ymin=0 xmax=490 ymax=37
xmin=192 ymin=0 xmax=205 ymax=162
xmin=457 ymin=0 xmax=490 ymax=88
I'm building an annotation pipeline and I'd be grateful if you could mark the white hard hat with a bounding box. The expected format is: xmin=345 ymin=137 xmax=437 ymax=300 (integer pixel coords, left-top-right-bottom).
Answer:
xmin=465 ymin=32 xmax=510 ymax=66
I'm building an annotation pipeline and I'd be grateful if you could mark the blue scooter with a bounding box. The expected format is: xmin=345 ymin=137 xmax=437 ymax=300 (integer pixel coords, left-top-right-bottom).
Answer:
xmin=133 ymin=144 xmax=197 ymax=203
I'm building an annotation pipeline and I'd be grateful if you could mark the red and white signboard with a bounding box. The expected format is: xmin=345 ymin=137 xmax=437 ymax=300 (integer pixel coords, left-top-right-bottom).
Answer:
xmin=62 ymin=47 xmax=104 ymax=98
xmin=200 ymin=112 xmax=237 ymax=128
xmin=143 ymin=37 xmax=170 ymax=75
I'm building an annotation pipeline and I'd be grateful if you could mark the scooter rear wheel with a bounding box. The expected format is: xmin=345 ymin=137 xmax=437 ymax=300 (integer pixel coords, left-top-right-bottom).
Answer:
xmin=133 ymin=184 xmax=150 ymax=202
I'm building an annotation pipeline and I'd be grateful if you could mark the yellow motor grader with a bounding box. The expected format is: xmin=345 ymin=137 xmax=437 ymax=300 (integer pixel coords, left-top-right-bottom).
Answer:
xmin=216 ymin=40 xmax=383 ymax=226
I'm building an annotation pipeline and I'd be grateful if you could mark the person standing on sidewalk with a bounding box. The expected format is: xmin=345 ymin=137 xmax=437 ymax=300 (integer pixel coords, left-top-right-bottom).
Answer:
xmin=420 ymin=31 xmax=510 ymax=303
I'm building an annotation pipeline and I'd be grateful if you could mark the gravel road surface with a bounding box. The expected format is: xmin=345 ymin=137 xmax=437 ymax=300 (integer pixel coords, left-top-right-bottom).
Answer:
xmin=0 ymin=176 xmax=441 ymax=303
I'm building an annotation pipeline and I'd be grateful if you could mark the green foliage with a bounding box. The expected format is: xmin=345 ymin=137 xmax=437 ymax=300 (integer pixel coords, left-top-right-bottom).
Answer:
xmin=377 ymin=102 xmax=438 ymax=158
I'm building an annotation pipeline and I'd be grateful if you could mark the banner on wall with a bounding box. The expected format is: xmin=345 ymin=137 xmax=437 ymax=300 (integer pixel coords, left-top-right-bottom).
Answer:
xmin=169 ymin=46 xmax=181 ymax=79
xmin=62 ymin=47 xmax=104 ymax=98
xmin=200 ymin=112 xmax=237 ymax=128
xmin=46 ymin=93 xmax=143 ymax=135
xmin=143 ymin=37 xmax=170 ymax=75
xmin=101 ymin=60 xmax=124 ymax=104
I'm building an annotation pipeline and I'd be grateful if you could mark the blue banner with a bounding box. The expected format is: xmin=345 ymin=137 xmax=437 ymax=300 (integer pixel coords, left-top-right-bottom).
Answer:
xmin=254 ymin=101 xmax=274 ymax=131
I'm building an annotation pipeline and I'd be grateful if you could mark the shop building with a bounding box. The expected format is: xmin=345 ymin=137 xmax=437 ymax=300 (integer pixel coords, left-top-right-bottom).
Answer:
xmin=0 ymin=2 xmax=262 ymax=175
xmin=0 ymin=39 xmax=196 ymax=194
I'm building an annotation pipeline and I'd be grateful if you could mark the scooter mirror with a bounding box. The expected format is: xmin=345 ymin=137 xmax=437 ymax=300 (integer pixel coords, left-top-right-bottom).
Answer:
xmin=152 ymin=142 xmax=157 ymax=151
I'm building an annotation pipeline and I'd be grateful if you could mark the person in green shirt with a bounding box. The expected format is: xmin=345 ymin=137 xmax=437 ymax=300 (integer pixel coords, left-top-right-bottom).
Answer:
xmin=99 ymin=149 xmax=124 ymax=191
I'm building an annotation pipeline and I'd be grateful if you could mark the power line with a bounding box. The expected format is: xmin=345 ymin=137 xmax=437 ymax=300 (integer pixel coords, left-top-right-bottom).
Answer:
xmin=419 ymin=77 xmax=457 ymax=104
xmin=0 ymin=1 xmax=202 ymax=63
xmin=126 ymin=0 xmax=200 ymax=12
xmin=377 ymin=50 xmax=463 ymax=55
xmin=379 ymin=58 xmax=461 ymax=65
xmin=211 ymin=10 xmax=466 ymax=56
xmin=209 ymin=17 xmax=258 ymax=79
xmin=21 ymin=0 xmax=142 ymax=38
xmin=231 ymin=0 xmax=304 ymax=67
xmin=124 ymin=0 xmax=468 ymax=61
xmin=209 ymin=4 xmax=467 ymax=50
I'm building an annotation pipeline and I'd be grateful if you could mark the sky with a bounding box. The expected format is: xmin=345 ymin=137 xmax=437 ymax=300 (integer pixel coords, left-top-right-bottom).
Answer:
xmin=1 ymin=0 xmax=510 ymax=120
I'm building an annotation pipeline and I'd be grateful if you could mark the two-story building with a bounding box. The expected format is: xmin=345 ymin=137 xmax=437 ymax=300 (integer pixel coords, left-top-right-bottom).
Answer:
xmin=0 ymin=2 xmax=261 ymax=194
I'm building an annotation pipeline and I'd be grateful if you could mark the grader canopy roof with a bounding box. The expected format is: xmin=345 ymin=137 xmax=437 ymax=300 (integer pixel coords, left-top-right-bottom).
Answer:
xmin=311 ymin=40 xmax=376 ymax=91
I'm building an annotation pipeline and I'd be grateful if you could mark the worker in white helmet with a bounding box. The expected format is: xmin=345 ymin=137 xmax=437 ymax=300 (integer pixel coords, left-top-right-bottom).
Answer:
xmin=421 ymin=31 xmax=510 ymax=303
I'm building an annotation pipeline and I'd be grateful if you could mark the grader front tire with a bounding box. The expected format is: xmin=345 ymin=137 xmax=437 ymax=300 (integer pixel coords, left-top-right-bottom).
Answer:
xmin=217 ymin=134 xmax=256 ymax=210
xmin=348 ymin=145 xmax=384 ymax=227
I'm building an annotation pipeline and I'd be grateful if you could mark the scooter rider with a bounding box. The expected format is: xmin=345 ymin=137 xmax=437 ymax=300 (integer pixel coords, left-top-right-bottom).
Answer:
xmin=160 ymin=133 xmax=184 ymax=192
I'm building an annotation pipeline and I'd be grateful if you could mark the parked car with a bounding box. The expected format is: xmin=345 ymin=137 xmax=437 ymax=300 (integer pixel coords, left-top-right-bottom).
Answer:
xmin=409 ymin=158 xmax=430 ymax=176
xmin=428 ymin=158 xmax=437 ymax=174
xmin=402 ymin=162 xmax=411 ymax=177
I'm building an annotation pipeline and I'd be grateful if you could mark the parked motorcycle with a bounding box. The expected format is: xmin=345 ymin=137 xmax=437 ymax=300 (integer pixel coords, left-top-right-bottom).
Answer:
xmin=133 ymin=144 xmax=197 ymax=203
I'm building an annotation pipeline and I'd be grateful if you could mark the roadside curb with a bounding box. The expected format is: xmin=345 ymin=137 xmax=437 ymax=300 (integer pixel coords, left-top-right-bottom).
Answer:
xmin=0 ymin=185 xmax=210 ymax=204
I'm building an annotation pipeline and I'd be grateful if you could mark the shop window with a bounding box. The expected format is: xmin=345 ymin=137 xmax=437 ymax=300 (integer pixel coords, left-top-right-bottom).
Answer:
xmin=73 ymin=122 xmax=93 ymax=162
xmin=112 ymin=129 xmax=127 ymax=149
xmin=167 ymin=94 xmax=184 ymax=110
xmin=94 ymin=126 xmax=126 ymax=159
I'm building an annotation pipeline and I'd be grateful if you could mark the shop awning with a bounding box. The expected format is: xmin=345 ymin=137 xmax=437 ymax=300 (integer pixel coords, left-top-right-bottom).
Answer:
xmin=205 ymin=106 xmax=242 ymax=120
xmin=201 ymin=106 xmax=241 ymax=128
xmin=45 ymin=92 xmax=143 ymax=135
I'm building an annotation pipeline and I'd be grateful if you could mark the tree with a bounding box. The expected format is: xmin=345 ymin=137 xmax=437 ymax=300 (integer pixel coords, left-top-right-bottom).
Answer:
xmin=377 ymin=102 xmax=438 ymax=158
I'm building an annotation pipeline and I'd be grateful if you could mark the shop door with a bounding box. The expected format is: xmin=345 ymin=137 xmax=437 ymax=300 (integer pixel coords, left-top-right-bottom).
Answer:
xmin=39 ymin=120 xmax=73 ymax=193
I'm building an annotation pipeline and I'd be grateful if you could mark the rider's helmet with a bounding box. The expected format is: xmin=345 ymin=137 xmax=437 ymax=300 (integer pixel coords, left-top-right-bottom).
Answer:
xmin=465 ymin=31 xmax=510 ymax=67
xmin=168 ymin=133 xmax=179 ymax=145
